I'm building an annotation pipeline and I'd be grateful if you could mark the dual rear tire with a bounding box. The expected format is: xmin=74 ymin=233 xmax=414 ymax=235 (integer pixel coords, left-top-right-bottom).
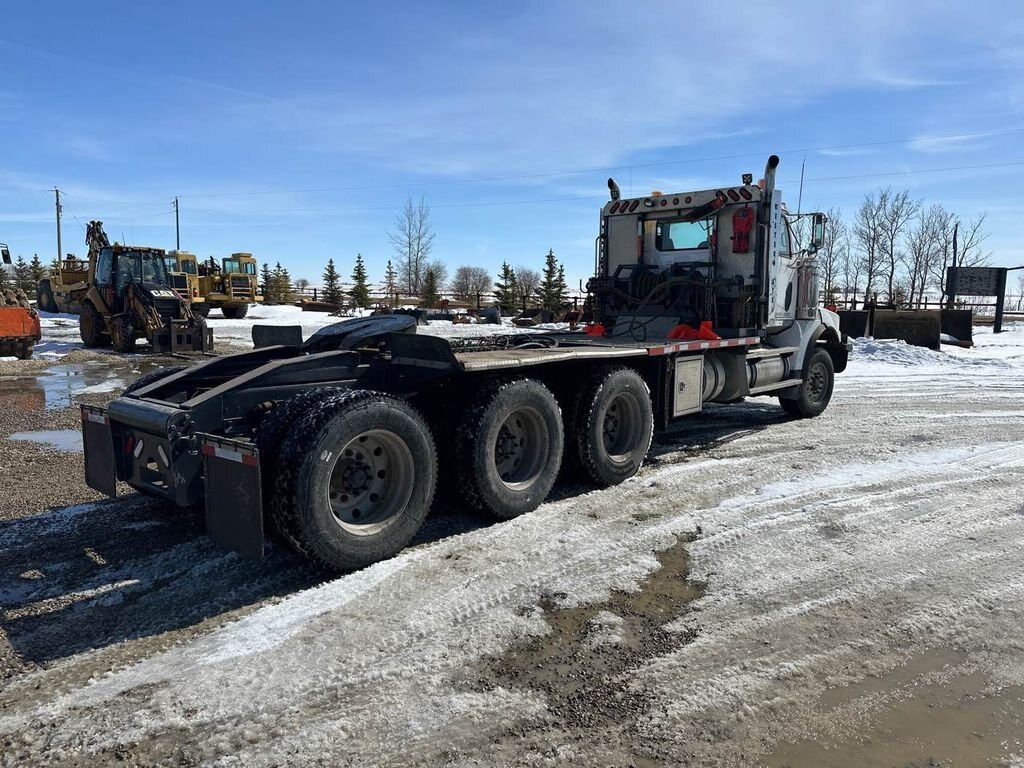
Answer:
xmin=264 ymin=390 xmax=437 ymax=571
xmin=257 ymin=368 xmax=656 ymax=571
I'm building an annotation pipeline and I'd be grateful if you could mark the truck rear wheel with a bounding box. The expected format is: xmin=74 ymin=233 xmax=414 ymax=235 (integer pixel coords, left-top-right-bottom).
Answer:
xmin=454 ymin=378 xmax=563 ymax=519
xmin=111 ymin=315 xmax=137 ymax=353
xmin=272 ymin=390 xmax=436 ymax=571
xmin=190 ymin=303 xmax=210 ymax=318
xmin=79 ymin=303 xmax=107 ymax=347
xmin=221 ymin=304 xmax=249 ymax=319
xmin=780 ymin=348 xmax=834 ymax=418
xmin=569 ymin=366 xmax=654 ymax=487
xmin=256 ymin=387 xmax=343 ymax=555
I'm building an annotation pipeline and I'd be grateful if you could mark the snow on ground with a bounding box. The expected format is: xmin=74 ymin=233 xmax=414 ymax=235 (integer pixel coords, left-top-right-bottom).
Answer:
xmin=34 ymin=305 xmax=551 ymax=357
xmin=0 ymin=323 xmax=1022 ymax=765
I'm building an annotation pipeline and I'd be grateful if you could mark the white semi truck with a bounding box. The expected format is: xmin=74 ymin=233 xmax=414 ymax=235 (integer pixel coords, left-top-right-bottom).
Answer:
xmin=81 ymin=154 xmax=849 ymax=571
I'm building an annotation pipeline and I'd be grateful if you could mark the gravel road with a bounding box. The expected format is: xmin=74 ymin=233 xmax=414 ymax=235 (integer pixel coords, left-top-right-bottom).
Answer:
xmin=0 ymin=327 xmax=1022 ymax=767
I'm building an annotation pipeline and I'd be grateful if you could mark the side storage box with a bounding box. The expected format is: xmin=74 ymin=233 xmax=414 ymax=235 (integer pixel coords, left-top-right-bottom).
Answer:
xmin=672 ymin=357 xmax=703 ymax=417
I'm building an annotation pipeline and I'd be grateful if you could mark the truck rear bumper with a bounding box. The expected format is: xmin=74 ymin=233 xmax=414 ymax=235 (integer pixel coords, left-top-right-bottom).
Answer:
xmin=81 ymin=403 xmax=265 ymax=559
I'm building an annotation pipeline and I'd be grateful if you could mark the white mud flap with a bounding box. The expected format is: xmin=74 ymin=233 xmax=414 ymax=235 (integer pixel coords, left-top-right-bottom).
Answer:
xmin=199 ymin=434 xmax=264 ymax=559
xmin=81 ymin=405 xmax=117 ymax=497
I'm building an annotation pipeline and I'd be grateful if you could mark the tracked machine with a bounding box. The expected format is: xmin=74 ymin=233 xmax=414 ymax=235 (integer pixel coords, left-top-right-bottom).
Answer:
xmin=82 ymin=155 xmax=848 ymax=571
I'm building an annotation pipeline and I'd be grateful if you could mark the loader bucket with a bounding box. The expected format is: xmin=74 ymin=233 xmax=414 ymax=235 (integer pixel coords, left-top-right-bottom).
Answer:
xmin=154 ymin=320 xmax=214 ymax=353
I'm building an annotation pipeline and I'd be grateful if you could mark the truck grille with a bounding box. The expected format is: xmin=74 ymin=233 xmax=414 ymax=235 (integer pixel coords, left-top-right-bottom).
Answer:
xmin=230 ymin=275 xmax=254 ymax=299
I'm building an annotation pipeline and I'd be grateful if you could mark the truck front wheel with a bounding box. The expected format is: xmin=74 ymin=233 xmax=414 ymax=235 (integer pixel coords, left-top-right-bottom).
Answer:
xmin=455 ymin=378 xmax=563 ymax=519
xmin=780 ymin=348 xmax=835 ymax=418
xmin=273 ymin=390 xmax=436 ymax=571
xmin=569 ymin=366 xmax=654 ymax=487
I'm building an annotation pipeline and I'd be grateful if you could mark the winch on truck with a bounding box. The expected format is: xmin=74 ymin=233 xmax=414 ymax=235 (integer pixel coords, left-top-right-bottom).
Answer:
xmin=81 ymin=155 xmax=849 ymax=571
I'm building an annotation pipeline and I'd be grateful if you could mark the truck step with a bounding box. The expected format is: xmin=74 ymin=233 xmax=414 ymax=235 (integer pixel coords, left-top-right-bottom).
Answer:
xmin=748 ymin=378 xmax=800 ymax=396
xmin=745 ymin=346 xmax=799 ymax=360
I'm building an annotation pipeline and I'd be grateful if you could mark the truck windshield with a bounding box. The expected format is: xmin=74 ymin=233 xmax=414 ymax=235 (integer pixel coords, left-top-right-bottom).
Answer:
xmin=656 ymin=219 xmax=712 ymax=251
xmin=223 ymin=258 xmax=240 ymax=273
xmin=118 ymin=250 xmax=171 ymax=289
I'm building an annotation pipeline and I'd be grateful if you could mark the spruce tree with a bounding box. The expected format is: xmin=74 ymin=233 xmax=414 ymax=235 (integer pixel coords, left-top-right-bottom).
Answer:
xmin=420 ymin=267 xmax=440 ymax=308
xmin=278 ymin=264 xmax=293 ymax=304
xmin=49 ymin=256 xmax=61 ymax=274
xmin=349 ymin=253 xmax=370 ymax=308
xmin=494 ymin=262 xmax=518 ymax=314
xmin=260 ymin=262 xmax=275 ymax=303
xmin=555 ymin=264 xmax=568 ymax=309
xmin=384 ymin=259 xmax=398 ymax=307
xmin=269 ymin=263 xmax=285 ymax=305
xmin=29 ymin=254 xmax=47 ymax=288
xmin=322 ymin=258 xmax=342 ymax=305
xmin=538 ymin=249 xmax=562 ymax=312
xmin=13 ymin=255 xmax=33 ymax=293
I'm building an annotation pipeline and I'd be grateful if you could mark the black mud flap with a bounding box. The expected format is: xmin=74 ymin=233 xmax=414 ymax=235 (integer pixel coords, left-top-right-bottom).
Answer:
xmin=199 ymin=434 xmax=264 ymax=559
xmin=81 ymin=405 xmax=117 ymax=497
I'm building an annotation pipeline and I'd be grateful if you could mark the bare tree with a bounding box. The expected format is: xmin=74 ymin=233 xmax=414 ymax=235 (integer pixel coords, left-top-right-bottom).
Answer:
xmin=451 ymin=265 xmax=492 ymax=301
xmin=515 ymin=267 xmax=542 ymax=306
xmin=388 ymin=197 xmax=435 ymax=295
xmin=839 ymin=234 xmax=860 ymax=308
xmin=818 ymin=207 xmax=845 ymax=304
xmin=426 ymin=259 xmax=448 ymax=291
xmin=1015 ymin=272 xmax=1024 ymax=311
xmin=903 ymin=206 xmax=941 ymax=308
xmin=853 ymin=189 xmax=887 ymax=303
xmin=931 ymin=212 xmax=990 ymax=305
xmin=879 ymin=189 xmax=920 ymax=302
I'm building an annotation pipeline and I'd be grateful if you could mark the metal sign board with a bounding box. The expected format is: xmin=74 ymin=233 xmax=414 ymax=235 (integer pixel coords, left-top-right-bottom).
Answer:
xmin=948 ymin=266 xmax=1004 ymax=297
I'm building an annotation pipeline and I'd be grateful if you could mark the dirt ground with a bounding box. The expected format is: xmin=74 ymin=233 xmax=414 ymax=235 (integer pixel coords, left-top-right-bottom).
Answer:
xmin=0 ymin=333 xmax=1023 ymax=767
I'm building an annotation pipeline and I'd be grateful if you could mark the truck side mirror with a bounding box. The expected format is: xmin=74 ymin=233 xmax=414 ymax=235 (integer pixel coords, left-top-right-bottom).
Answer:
xmin=809 ymin=213 xmax=826 ymax=253
xmin=0 ymin=244 xmax=10 ymax=265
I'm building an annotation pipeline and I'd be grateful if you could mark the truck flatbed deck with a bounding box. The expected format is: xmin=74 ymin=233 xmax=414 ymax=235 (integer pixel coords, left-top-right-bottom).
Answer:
xmin=450 ymin=334 xmax=762 ymax=371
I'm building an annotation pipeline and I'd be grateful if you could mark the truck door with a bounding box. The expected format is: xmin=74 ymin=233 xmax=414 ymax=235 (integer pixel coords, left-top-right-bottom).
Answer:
xmin=768 ymin=206 xmax=798 ymax=326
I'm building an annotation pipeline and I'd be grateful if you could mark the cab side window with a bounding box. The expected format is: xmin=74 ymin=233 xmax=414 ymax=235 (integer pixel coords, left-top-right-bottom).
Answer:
xmin=95 ymin=249 xmax=114 ymax=285
xmin=778 ymin=220 xmax=791 ymax=258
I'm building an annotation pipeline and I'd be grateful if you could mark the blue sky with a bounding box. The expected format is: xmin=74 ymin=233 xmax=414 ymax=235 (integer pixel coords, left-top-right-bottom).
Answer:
xmin=2 ymin=1 xmax=1023 ymax=287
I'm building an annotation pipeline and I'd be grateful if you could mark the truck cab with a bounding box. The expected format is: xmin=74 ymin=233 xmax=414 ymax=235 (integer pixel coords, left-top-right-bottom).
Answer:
xmin=591 ymin=155 xmax=844 ymax=374
xmin=164 ymin=251 xmax=202 ymax=303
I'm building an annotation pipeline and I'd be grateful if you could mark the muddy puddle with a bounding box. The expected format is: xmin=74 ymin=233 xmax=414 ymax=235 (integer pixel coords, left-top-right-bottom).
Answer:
xmin=0 ymin=360 xmax=162 ymax=413
xmin=767 ymin=649 xmax=1024 ymax=767
xmin=466 ymin=536 xmax=706 ymax=761
xmin=8 ymin=429 xmax=83 ymax=452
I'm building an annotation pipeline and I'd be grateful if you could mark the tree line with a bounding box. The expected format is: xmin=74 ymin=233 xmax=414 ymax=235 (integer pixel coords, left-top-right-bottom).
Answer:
xmin=0 ymin=254 xmax=47 ymax=296
xmin=811 ymin=187 xmax=992 ymax=309
xmin=293 ymin=198 xmax=570 ymax=312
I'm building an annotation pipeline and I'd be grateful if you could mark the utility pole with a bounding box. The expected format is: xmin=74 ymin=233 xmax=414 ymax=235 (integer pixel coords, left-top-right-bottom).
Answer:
xmin=173 ymin=197 xmax=180 ymax=250
xmin=54 ymin=188 xmax=63 ymax=263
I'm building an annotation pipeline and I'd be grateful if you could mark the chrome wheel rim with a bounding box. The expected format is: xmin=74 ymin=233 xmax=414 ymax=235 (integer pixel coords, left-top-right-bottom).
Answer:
xmin=327 ymin=430 xmax=414 ymax=536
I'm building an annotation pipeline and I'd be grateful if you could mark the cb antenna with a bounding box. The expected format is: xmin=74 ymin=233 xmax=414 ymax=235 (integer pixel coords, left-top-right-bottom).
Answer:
xmin=797 ymin=155 xmax=806 ymax=215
